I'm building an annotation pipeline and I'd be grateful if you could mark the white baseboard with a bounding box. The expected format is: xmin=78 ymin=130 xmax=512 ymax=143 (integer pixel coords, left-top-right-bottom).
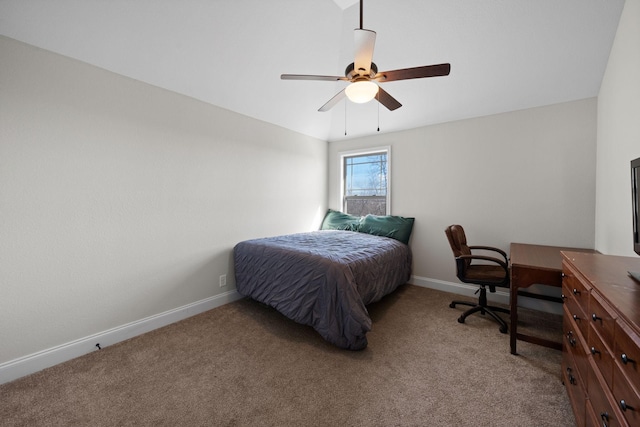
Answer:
xmin=409 ymin=275 xmax=563 ymax=315
xmin=409 ymin=275 xmax=510 ymax=305
xmin=0 ymin=290 xmax=243 ymax=385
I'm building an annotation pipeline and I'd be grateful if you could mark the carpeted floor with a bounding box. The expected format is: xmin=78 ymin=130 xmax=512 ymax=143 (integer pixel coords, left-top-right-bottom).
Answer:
xmin=0 ymin=285 xmax=574 ymax=426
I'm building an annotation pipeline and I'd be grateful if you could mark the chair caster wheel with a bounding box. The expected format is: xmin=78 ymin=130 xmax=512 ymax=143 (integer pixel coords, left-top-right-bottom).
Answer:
xmin=499 ymin=325 xmax=508 ymax=334
xmin=449 ymin=303 xmax=456 ymax=308
xmin=457 ymin=316 xmax=465 ymax=324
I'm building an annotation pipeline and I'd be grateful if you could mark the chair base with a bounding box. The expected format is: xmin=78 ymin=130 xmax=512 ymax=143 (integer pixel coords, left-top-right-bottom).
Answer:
xmin=449 ymin=286 xmax=509 ymax=334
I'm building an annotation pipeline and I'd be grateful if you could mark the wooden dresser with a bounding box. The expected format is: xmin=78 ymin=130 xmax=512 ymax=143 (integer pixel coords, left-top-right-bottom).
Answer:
xmin=561 ymin=251 xmax=640 ymax=427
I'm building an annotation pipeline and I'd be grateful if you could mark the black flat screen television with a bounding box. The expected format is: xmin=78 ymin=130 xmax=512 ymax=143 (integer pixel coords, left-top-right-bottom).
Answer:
xmin=632 ymin=156 xmax=640 ymax=256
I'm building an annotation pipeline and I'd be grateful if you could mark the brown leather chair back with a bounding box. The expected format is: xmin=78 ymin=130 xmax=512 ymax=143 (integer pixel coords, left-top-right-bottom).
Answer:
xmin=445 ymin=224 xmax=472 ymax=270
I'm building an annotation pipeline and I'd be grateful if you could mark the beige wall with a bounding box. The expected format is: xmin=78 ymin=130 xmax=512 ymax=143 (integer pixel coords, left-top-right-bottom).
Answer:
xmin=0 ymin=36 xmax=328 ymax=365
xmin=329 ymin=99 xmax=597 ymax=285
xmin=596 ymin=0 xmax=640 ymax=256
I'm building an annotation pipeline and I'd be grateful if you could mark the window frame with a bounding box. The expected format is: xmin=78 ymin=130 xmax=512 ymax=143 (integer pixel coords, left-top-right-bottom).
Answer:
xmin=338 ymin=146 xmax=391 ymax=216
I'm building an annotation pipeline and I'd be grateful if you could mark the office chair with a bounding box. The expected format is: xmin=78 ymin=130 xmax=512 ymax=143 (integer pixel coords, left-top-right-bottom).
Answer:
xmin=444 ymin=224 xmax=510 ymax=333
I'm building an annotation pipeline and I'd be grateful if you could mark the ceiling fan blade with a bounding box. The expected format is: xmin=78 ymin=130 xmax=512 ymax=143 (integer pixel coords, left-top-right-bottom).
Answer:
xmin=281 ymin=74 xmax=348 ymax=81
xmin=353 ymin=29 xmax=376 ymax=77
xmin=318 ymin=89 xmax=346 ymax=112
xmin=376 ymin=87 xmax=402 ymax=111
xmin=374 ymin=63 xmax=451 ymax=82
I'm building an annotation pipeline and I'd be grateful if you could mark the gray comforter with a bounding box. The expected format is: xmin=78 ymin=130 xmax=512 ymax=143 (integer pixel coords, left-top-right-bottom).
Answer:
xmin=233 ymin=230 xmax=412 ymax=350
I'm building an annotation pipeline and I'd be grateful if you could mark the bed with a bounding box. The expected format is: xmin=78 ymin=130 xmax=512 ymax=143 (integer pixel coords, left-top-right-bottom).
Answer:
xmin=233 ymin=211 xmax=414 ymax=350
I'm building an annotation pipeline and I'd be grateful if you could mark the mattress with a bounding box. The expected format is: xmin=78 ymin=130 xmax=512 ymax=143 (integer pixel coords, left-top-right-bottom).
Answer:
xmin=233 ymin=230 xmax=412 ymax=350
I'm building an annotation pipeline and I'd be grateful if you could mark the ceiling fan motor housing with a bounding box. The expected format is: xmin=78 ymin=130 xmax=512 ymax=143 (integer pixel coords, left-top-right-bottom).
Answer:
xmin=345 ymin=62 xmax=378 ymax=80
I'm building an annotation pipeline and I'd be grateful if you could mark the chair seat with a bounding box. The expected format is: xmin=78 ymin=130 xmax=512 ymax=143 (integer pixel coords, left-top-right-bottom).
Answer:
xmin=465 ymin=265 xmax=509 ymax=285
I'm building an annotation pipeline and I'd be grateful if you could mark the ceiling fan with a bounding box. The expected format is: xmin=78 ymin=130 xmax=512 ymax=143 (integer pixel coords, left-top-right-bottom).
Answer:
xmin=281 ymin=0 xmax=450 ymax=112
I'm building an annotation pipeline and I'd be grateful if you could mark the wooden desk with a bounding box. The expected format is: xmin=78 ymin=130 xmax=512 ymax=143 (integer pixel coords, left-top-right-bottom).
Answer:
xmin=509 ymin=243 xmax=596 ymax=355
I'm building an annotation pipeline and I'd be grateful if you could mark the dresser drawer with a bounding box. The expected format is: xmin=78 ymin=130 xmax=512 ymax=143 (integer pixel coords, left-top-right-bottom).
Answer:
xmin=612 ymin=360 xmax=640 ymax=427
xmin=614 ymin=320 xmax=640 ymax=392
xmin=562 ymin=262 xmax=590 ymax=307
xmin=561 ymin=253 xmax=640 ymax=427
xmin=563 ymin=349 xmax=587 ymax=426
xmin=588 ymin=359 xmax=628 ymax=427
xmin=589 ymin=292 xmax=616 ymax=351
xmin=585 ymin=401 xmax=626 ymax=427
xmin=564 ymin=284 xmax=590 ymax=340
xmin=589 ymin=323 xmax=615 ymax=390
xmin=564 ymin=306 xmax=590 ymax=384
xmin=585 ymin=401 xmax=600 ymax=427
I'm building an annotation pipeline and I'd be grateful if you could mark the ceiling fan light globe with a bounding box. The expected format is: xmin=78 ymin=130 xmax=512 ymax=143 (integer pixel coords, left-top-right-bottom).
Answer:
xmin=345 ymin=81 xmax=378 ymax=103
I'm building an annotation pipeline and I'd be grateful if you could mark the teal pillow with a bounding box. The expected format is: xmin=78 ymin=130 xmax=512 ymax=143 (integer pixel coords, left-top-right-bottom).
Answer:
xmin=359 ymin=214 xmax=415 ymax=244
xmin=320 ymin=209 xmax=362 ymax=231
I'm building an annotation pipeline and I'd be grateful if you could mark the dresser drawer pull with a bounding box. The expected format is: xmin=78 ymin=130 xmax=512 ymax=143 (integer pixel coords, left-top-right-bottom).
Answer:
xmin=600 ymin=411 xmax=609 ymax=427
xmin=620 ymin=400 xmax=635 ymax=412
xmin=561 ymin=294 xmax=567 ymax=301
xmin=591 ymin=313 xmax=602 ymax=322
xmin=572 ymin=314 xmax=581 ymax=322
xmin=566 ymin=331 xmax=576 ymax=347
xmin=572 ymin=288 xmax=580 ymax=295
xmin=565 ymin=367 xmax=577 ymax=385
xmin=621 ymin=353 xmax=636 ymax=365
xmin=591 ymin=347 xmax=601 ymax=356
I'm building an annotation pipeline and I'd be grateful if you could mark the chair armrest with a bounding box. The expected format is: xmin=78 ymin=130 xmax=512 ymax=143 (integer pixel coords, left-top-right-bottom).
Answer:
xmin=457 ymin=254 xmax=509 ymax=271
xmin=468 ymin=245 xmax=508 ymax=262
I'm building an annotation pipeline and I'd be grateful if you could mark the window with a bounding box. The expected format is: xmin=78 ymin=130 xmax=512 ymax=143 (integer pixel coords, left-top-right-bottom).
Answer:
xmin=340 ymin=147 xmax=390 ymax=216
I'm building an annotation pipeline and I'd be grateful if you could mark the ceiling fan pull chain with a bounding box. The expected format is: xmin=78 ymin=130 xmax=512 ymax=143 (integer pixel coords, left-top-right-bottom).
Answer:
xmin=377 ymin=90 xmax=380 ymax=132
xmin=344 ymin=99 xmax=347 ymax=136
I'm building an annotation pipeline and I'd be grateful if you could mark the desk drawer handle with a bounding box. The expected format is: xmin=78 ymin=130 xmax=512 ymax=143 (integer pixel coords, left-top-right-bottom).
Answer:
xmin=591 ymin=346 xmax=601 ymax=356
xmin=592 ymin=313 xmax=602 ymax=322
xmin=620 ymin=400 xmax=635 ymax=412
xmin=572 ymin=288 xmax=580 ymax=295
xmin=621 ymin=353 xmax=636 ymax=365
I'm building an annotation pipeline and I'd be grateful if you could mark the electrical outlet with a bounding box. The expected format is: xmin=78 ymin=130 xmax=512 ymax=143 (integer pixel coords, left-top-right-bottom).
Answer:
xmin=219 ymin=274 xmax=227 ymax=287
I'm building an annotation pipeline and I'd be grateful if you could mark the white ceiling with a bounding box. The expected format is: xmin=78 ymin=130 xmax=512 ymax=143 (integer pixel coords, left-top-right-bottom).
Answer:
xmin=0 ymin=0 xmax=625 ymax=142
